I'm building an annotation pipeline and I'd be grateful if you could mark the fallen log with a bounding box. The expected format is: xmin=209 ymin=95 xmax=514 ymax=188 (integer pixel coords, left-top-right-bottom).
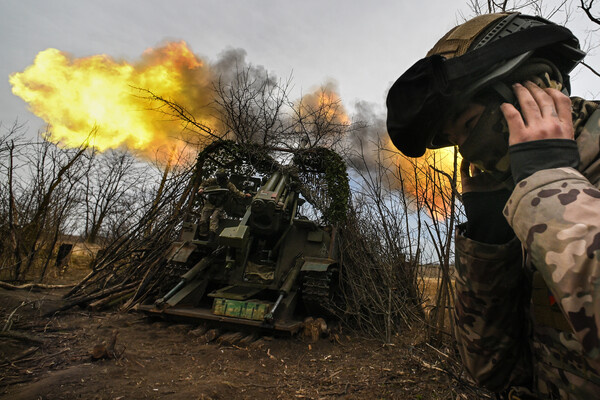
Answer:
xmin=0 ymin=281 xmax=76 ymax=291
xmin=89 ymin=288 xmax=135 ymax=311
xmin=43 ymin=281 xmax=138 ymax=317
xmin=217 ymin=332 xmax=246 ymax=346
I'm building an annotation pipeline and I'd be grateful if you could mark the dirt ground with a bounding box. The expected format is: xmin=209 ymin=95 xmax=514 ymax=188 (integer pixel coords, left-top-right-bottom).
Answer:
xmin=0 ymin=286 xmax=489 ymax=400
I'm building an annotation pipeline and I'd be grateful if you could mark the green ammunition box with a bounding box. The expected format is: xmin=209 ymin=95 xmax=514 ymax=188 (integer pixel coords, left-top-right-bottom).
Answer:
xmin=212 ymin=298 xmax=271 ymax=321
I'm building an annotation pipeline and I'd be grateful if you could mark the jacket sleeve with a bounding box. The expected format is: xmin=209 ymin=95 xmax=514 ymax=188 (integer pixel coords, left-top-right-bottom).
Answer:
xmin=503 ymin=167 xmax=600 ymax=360
xmin=200 ymin=178 xmax=217 ymax=188
xmin=454 ymin=229 xmax=532 ymax=391
xmin=227 ymin=182 xmax=245 ymax=198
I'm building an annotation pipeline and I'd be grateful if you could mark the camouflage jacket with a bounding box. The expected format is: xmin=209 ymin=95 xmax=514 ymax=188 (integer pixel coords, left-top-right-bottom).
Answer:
xmin=454 ymin=98 xmax=600 ymax=399
xmin=200 ymin=178 xmax=245 ymax=207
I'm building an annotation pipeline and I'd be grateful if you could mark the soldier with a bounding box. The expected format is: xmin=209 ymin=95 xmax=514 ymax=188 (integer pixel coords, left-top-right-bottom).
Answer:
xmin=386 ymin=12 xmax=600 ymax=399
xmin=198 ymin=169 xmax=251 ymax=241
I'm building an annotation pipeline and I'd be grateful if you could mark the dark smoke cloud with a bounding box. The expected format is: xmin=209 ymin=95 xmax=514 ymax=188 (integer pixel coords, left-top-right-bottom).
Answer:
xmin=346 ymin=100 xmax=390 ymax=172
xmin=210 ymin=48 xmax=277 ymax=88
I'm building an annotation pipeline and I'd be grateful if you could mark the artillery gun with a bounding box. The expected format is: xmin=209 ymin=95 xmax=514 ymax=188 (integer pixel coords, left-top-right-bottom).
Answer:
xmin=138 ymin=165 xmax=342 ymax=333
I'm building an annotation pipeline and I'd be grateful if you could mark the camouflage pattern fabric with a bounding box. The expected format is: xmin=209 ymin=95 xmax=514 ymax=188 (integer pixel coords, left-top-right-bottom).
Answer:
xmin=454 ymin=98 xmax=600 ymax=399
xmin=200 ymin=178 xmax=246 ymax=202
xmin=198 ymin=178 xmax=246 ymax=234
xmin=199 ymin=203 xmax=225 ymax=234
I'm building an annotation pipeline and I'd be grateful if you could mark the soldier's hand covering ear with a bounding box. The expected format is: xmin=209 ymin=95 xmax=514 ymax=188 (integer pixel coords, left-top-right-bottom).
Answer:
xmin=501 ymin=81 xmax=574 ymax=145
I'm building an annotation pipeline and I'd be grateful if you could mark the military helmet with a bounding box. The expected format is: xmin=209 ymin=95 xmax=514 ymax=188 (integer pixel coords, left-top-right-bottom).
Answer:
xmin=216 ymin=168 xmax=228 ymax=182
xmin=386 ymin=12 xmax=585 ymax=157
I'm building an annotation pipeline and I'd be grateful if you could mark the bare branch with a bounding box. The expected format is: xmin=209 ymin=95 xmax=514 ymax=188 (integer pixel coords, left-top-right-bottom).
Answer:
xmin=581 ymin=60 xmax=600 ymax=78
xmin=580 ymin=0 xmax=600 ymax=25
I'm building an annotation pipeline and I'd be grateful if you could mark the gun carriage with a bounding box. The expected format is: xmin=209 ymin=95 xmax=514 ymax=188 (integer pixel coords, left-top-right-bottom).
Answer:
xmin=138 ymin=142 xmax=345 ymax=333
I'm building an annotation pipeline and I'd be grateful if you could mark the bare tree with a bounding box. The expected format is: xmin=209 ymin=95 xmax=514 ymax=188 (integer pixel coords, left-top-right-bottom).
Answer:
xmin=212 ymin=66 xmax=292 ymax=147
xmin=290 ymin=86 xmax=354 ymax=151
xmin=82 ymin=149 xmax=143 ymax=244
xmin=412 ymin=149 xmax=461 ymax=344
xmin=0 ymin=124 xmax=88 ymax=281
xmin=337 ymin=137 xmax=427 ymax=341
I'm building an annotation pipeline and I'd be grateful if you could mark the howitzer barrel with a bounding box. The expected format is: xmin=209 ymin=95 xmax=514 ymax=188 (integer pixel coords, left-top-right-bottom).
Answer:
xmin=260 ymin=171 xmax=282 ymax=193
xmin=273 ymin=173 xmax=287 ymax=199
xmin=250 ymin=171 xmax=295 ymax=235
xmin=253 ymin=172 xmax=287 ymax=206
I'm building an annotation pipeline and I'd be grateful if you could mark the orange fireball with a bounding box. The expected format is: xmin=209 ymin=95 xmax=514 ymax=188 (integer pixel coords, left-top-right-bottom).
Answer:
xmin=9 ymin=41 xmax=216 ymax=162
xmin=297 ymin=83 xmax=350 ymax=126
xmin=391 ymin=139 xmax=461 ymax=220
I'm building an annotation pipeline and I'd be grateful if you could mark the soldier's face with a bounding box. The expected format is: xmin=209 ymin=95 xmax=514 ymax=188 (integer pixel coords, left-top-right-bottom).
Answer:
xmin=442 ymin=103 xmax=485 ymax=148
xmin=441 ymin=99 xmax=513 ymax=186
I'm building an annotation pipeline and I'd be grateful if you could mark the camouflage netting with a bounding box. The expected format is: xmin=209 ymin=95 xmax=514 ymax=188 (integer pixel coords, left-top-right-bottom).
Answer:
xmin=193 ymin=140 xmax=349 ymax=225
xmin=57 ymin=140 xmax=349 ymax=313
xmin=193 ymin=140 xmax=280 ymax=182
xmin=293 ymin=147 xmax=349 ymax=225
